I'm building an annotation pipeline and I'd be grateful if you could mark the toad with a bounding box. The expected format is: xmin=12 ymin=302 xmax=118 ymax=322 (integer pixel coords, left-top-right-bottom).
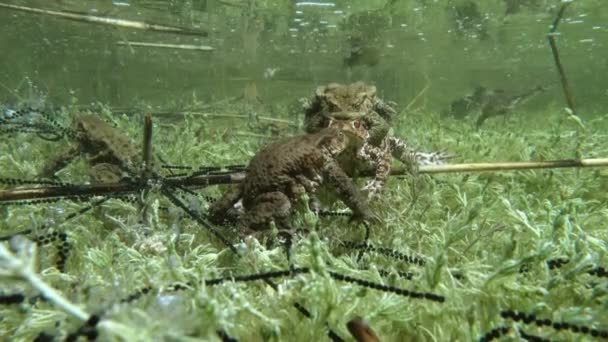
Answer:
xmin=208 ymin=118 xmax=376 ymax=236
xmin=474 ymin=85 xmax=547 ymax=128
xmin=303 ymin=81 xmax=449 ymax=198
xmin=39 ymin=114 xmax=145 ymax=183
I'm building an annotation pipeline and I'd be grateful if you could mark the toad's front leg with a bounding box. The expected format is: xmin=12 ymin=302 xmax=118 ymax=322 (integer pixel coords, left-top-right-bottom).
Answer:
xmin=322 ymin=158 xmax=377 ymax=224
xmin=358 ymin=142 xmax=392 ymax=200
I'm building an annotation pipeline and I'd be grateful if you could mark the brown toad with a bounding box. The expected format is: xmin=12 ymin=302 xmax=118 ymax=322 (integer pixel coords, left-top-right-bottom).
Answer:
xmin=303 ymin=81 xmax=395 ymax=146
xmin=444 ymin=85 xmax=548 ymax=128
xmin=40 ymin=114 xmax=145 ymax=183
xmin=208 ymin=118 xmax=375 ymax=236
xmin=303 ymin=81 xmax=450 ymax=198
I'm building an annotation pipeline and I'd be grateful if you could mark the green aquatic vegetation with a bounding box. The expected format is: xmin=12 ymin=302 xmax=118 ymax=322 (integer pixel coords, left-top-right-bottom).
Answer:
xmin=1 ymin=103 xmax=608 ymax=341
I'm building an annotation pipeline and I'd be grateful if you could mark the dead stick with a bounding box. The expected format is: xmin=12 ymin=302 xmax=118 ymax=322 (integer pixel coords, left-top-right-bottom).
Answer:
xmin=117 ymin=41 xmax=214 ymax=51
xmin=0 ymin=3 xmax=207 ymax=37
xmin=184 ymin=112 xmax=298 ymax=126
xmin=142 ymin=114 xmax=153 ymax=175
xmin=1 ymin=158 xmax=607 ymax=203
xmin=415 ymin=158 xmax=608 ymax=174
xmin=0 ymin=174 xmax=243 ymax=202
xmin=0 ymin=183 xmax=137 ymax=202
xmin=547 ymin=2 xmax=576 ymax=115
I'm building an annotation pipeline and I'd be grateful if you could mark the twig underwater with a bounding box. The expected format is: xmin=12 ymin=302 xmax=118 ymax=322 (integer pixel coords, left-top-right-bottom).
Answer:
xmin=0 ymin=2 xmax=207 ymax=37
xmin=142 ymin=113 xmax=153 ymax=176
xmin=1 ymin=158 xmax=607 ymax=203
xmin=547 ymin=1 xmax=577 ymax=115
xmin=117 ymin=41 xmax=215 ymax=52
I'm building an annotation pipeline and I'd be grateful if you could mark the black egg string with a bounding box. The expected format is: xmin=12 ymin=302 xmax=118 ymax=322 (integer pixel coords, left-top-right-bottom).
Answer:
xmin=500 ymin=310 xmax=608 ymax=338
xmin=0 ymin=106 xmax=46 ymax=125
xmin=520 ymin=257 xmax=608 ymax=279
xmin=0 ymin=122 xmax=64 ymax=141
xmin=0 ymin=293 xmax=26 ymax=305
xmin=119 ymin=286 xmax=153 ymax=304
xmin=478 ymin=326 xmax=550 ymax=342
xmin=339 ymin=240 xmax=427 ymax=266
xmin=0 ymin=107 xmax=26 ymax=122
xmin=0 ymin=194 xmax=99 ymax=207
xmin=35 ymin=108 xmax=81 ymax=140
xmin=318 ymin=210 xmax=351 ymax=218
xmin=161 ymin=164 xmax=195 ymax=170
xmin=546 ymin=258 xmax=608 ymax=278
xmin=65 ymin=314 xmax=101 ymax=342
xmin=0 ymin=175 xmax=440 ymax=341
xmin=67 ymin=269 xmax=311 ymax=342
xmin=480 ymin=309 xmax=608 ymax=341
xmin=33 ymin=231 xmax=71 ymax=272
xmin=1 ymin=106 xmax=79 ymax=140
xmin=117 ymin=265 xmax=443 ymax=309
xmin=0 ymin=196 xmax=117 ymax=271
xmin=0 ymin=197 xmax=72 ymax=207
xmin=0 ymin=229 xmax=71 ymax=272
xmin=377 ymin=268 xmax=415 ymax=280
xmin=327 ymin=270 xmax=445 ymax=302
xmin=518 ymin=329 xmax=552 ymax=342
xmin=478 ymin=326 xmax=511 ymax=342
xmin=33 ymin=332 xmax=56 ymax=342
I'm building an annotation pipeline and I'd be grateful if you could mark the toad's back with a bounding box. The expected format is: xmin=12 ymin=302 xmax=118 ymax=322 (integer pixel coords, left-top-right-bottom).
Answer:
xmin=241 ymin=130 xmax=333 ymax=206
xmin=75 ymin=115 xmax=140 ymax=165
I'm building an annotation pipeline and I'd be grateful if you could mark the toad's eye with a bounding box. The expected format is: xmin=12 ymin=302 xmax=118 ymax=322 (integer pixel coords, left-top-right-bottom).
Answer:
xmin=353 ymin=120 xmax=361 ymax=129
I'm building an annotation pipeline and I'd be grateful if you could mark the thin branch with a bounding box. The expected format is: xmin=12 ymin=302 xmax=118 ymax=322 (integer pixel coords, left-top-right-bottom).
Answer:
xmin=142 ymin=114 xmax=153 ymax=175
xmin=1 ymin=158 xmax=607 ymax=203
xmin=117 ymin=41 xmax=214 ymax=52
xmin=0 ymin=2 xmax=207 ymax=37
xmin=0 ymin=173 xmax=244 ymax=202
xmin=0 ymin=183 xmax=138 ymax=202
xmin=547 ymin=2 xmax=576 ymax=115
xmin=182 ymin=112 xmax=298 ymax=127
xmin=416 ymin=158 xmax=608 ymax=174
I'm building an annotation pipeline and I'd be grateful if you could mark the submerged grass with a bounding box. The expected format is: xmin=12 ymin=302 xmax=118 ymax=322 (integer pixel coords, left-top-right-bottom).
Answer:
xmin=1 ymin=104 xmax=608 ymax=341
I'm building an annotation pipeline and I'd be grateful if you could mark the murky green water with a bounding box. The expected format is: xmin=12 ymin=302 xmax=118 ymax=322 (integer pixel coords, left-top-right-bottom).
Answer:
xmin=1 ymin=1 xmax=608 ymax=341
xmin=1 ymin=0 xmax=606 ymax=113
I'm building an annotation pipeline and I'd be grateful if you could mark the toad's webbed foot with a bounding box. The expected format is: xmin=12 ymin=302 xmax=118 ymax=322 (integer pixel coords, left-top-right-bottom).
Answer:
xmin=387 ymin=136 xmax=454 ymax=171
xmin=415 ymin=149 xmax=457 ymax=165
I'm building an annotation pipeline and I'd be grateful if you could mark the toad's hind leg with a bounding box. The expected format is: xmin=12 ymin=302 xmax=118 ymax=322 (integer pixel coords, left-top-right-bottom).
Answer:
xmin=358 ymin=142 xmax=392 ymax=199
xmin=240 ymin=192 xmax=292 ymax=234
